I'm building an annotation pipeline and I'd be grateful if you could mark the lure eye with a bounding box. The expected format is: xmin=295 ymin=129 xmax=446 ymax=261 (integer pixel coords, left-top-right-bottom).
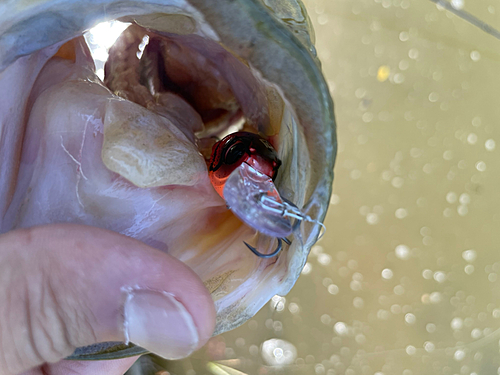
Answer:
xmin=224 ymin=142 xmax=247 ymax=165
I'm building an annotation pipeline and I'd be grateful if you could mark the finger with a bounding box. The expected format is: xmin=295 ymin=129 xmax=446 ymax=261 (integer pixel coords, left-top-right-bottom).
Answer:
xmin=20 ymin=356 xmax=138 ymax=375
xmin=0 ymin=224 xmax=216 ymax=375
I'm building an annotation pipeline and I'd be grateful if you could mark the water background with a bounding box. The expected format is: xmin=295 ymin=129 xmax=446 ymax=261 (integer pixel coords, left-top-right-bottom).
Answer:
xmin=129 ymin=1 xmax=500 ymax=373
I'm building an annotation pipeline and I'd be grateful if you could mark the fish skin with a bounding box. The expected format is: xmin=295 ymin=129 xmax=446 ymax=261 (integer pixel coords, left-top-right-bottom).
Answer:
xmin=0 ymin=0 xmax=336 ymax=360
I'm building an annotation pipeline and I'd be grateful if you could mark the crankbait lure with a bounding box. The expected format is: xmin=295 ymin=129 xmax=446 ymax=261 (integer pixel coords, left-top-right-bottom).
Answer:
xmin=208 ymin=132 xmax=281 ymax=199
xmin=208 ymin=131 xmax=324 ymax=258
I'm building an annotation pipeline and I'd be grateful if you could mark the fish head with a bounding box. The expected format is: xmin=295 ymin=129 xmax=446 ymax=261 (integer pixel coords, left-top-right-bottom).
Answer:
xmin=0 ymin=0 xmax=336 ymax=359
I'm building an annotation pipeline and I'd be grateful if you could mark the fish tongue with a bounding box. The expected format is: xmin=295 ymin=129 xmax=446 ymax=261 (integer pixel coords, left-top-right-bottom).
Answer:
xmin=102 ymin=98 xmax=206 ymax=188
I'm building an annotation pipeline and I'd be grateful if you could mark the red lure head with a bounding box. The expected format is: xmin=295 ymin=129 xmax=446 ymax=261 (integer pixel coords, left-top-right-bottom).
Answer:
xmin=208 ymin=132 xmax=281 ymax=199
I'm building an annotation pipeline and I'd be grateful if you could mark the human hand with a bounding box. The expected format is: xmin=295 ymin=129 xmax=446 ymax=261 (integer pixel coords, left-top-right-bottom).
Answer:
xmin=0 ymin=224 xmax=216 ymax=375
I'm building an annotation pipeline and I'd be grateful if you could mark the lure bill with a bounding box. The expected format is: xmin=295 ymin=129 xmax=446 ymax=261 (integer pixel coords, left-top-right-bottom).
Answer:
xmin=224 ymin=162 xmax=293 ymax=238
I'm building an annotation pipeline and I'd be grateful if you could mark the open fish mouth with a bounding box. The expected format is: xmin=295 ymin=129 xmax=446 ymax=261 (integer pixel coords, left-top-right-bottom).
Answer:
xmin=0 ymin=0 xmax=336 ymax=360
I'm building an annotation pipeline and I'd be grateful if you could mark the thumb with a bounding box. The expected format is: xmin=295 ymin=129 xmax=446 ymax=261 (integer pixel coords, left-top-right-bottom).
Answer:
xmin=0 ymin=224 xmax=215 ymax=375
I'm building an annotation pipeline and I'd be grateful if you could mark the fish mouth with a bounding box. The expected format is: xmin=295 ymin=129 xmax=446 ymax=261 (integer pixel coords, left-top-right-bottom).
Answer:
xmin=0 ymin=0 xmax=336 ymax=359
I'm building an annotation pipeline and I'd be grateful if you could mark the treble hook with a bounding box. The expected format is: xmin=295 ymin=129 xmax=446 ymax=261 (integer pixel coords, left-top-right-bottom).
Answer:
xmin=244 ymin=237 xmax=291 ymax=258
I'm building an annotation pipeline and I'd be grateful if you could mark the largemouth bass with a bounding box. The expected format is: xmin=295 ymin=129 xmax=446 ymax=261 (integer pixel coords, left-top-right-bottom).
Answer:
xmin=0 ymin=0 xmax=336 ymax=359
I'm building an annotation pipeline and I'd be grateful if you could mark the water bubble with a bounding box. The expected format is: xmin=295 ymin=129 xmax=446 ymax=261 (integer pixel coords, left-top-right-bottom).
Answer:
xmin=273 ymin=320 xmax=283 ymax=332
xmin=485 ymin=139 xmax=496 ymax=151
xmin=328 ymin=284 xmax=339 ymax=295
xmin=420 ymin=226 xmax=431 ymax=235
xmin=489 ymin=273 xmax=498 ymax=282
xmin=315 ymin=364 xmax=325 ymax=375
xmin=271 ymin=296 xmax=286 ymax=312
xmin=318 ymin=253 xmax=332 ymax=266
xmin=465 ymin=265 xmax=474 ymax=274
xmin=443 ymin=150 xmax=453 ymax=160
xmin=382 ymin=170 xmax=393 ymax=181
xmin=399 ymin=31 xmax=409 ymax=41
xmin=394 ymin=73 xmax=405 ymax=84
xmin=471 ymin=328 xmax=482 ymax=339
xmin=350 ymin=280 xmax=362 ymax=291
xmin=395 ymin=244 xmax=411 ymax=260
xmin=334 ymin=322 xmax=349 ymax=336
xmin=392 ymin=177 xmax=404 ymax=188
xmin=288 ymin=303 xmax=300 ymax=314
xmin=446 ymin=192 xmax=457 ymax=204
xmin=467 ymin=133 xmax=478 ymax=144
xmin=377 ymin=309 xmax=390 ymax=320
xmin=422 ymin=269 xmax=433 ymax=279
xmin=426 ymin=323 xmax=436 ymax=333
xmin=317 ymin=14 xmax=329 ymax=25
xmin=433 ymin=271 xmax=446 ymax=283
xmin=399 ymin=60 xmax=410 ymax=70
xmin=391 ymin=304 xmax=402 ymax=314
xmin=382 ymin=268 xmax=394 ymax=279
xmin=261 ymin=338 xmax=297 ymax=366
xmin=362 ymin=112 xmax=374 ymax=123
xmin=394 ymin=285 xmax=405 ymax=295
xmin=330 ymin=194 xmax=340 ymax=205
xmin=321 ymin=314 xmax=332 ymax=325
xmin=454 ymin=349 xmax=466 ymax=361
xmin=366 ymin=213 xmax=379 ymax=225
xmin=459 ymin=193 xmax=470 ymax=205
xmin=429 ymin=92 xmax=439 ymax=102
xmin=430 ymin=292 xmax=442 ymax=304
xmin=492 ymin=309 xmax=500 ymax=318
xmin=424 ymin=341 xmax=435 ymax=352
xmin=462 ymin=249 xmax=477 ymax=262
xmin=409 ymin=48 xmax=419 ymax=59
xmin=405 ymin=313 xmax=416 ymax=324
xmin=352 ymin=272 xmax=363 ymax=281
xmin=476 ymin=161 xmax=486 ymax=171
xmin=395 ymin=208 xmax=408 ymax=218
xmin=458 ymin=205 xmax=468 ymax=216
xmin=470 ymin=50 xmax=481 ymax=62
xmin=451 ymin=317 xmax=463 ymax=330
xmin=406 ymin=345 xmax=416 ymax=355
xmin=472 ymin=116 xmax=482 ymax=127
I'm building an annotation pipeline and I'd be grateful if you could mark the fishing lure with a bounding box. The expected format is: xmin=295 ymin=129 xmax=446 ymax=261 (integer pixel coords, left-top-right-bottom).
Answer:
xmin=208 ymin=132 xmax=281 ymax=199
xmin=208 ymin=131 xmax=323 ymax=258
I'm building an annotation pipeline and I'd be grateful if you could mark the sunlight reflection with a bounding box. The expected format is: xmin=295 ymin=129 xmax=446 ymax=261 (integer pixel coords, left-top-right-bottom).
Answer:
xmin=83 ymin=20 xmax=130 ymax=80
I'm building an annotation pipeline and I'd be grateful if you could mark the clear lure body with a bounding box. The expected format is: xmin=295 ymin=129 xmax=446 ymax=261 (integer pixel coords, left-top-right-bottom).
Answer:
xmin=208 ymin=132 xmax=324 ymax=257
